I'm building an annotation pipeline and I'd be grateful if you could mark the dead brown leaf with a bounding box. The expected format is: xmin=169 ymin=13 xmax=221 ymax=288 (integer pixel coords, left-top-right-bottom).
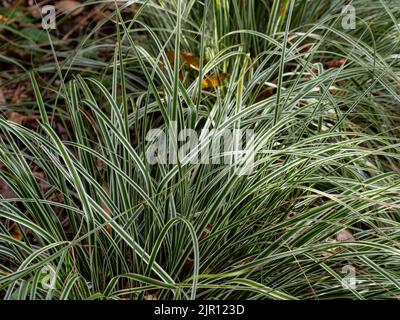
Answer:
xmin=336 ymin=229 xmax=355 ymax=242
xmin=180 ymin=51 xmax=200 ymax=70
xmin=11 ymin=225 xmax=22 ymax=241
xmin=144 ymin=294 xmax=158 ymax=300
xmin=166 ymin=51 xmax=229 ymax=89
xmin=183 ymin=256 xmax=194 ymax=272
xmin=200 ymin=223 xmax=214 ymax=240
xmin=11 ymin=84 xmax=30 ymax=104
xmin=167 ymin=50 xmax=200 ymax=70
xmin=322 ymin=230 xmax=355 ymax=257
xmin=201 ymin=72 xmax=229 ymax=90
xmin=5 ymin=111 xmax=52 ymax=125
xmin=27 ymin=3 xmax=42 ymax=19
xmin=325 ymin=59 xmax=347 ymax=69
xmin=0 ymin=87 xmax=5 ymax=105
xmin=0 ymin=177 xmax=16 ymax=199
xmin=55 ymin=0 xmax=84 ymax=16
xmin=33 ymin=167 xmax=50 ymax=194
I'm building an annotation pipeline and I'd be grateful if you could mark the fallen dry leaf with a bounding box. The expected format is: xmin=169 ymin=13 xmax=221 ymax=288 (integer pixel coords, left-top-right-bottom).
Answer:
xmin=183 ymin=256 xmax=194 ymax=272
xmin=5 ymin=111 xmax=52 ymax=125
xmin=6 ymin=111 xmax=34 ymax=125
xmin=201 ymin=72 xmax=229 ymax=90
xmin=11 ymin=225 xmax=22 ymax=241
xmin=256 ymin=85 xmax=276 ymax=101
xmin=167 ymin=50 xmax=200 ymax=70
xmin=55 ymin=0 xmax=84 ymax=16
xmin=11 ymin=84 xmax=30 ymax=104
xmin=322 ymin=230 xmax=355 ymax=257
xmin=200 ymin=223 xmax=214 ymax=240
xmin=0 ymin=178 xmax=16 ymax=199
xmin=0 ymin=87 xmax=5 ymax=105
xmin=237 ymin=257 xmax=255 ymax=266
xmin=180 ymin=51 xmax=200 ymax=70
xmin=166 ymin=51 xmax=176 ymax=64
xmin=321 ymin=237 xmax=338 ymax=257
xmin=33 ymin=168 xmax=50 ymax=194
xmin=166 ymin=51 xmax=229 ymax=89
xmin=62 ymin=3 xmax=107 ymax=40
xmin=0 ymin=14 xmax=9 ymax=25
xmin=336 ymin=229 xmax=355 ymax=242
xmin=27 ymin=4 xmax=42 ymax=19
xmin=325 ymin=59 xmax=347 ymax=69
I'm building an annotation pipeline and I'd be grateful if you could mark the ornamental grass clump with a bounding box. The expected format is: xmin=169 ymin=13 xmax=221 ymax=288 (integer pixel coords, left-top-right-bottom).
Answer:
xmin=0 ymin=0 xmax=399 ymax=299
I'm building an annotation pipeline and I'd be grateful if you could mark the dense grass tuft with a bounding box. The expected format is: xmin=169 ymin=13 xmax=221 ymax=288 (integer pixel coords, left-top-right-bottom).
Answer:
xmin=0 ymin=0 xmax=399 ymax=299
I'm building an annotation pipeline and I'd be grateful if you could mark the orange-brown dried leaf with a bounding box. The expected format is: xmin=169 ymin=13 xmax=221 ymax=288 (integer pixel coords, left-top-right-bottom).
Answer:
xmin=237 ymin=257 xmax=255 ymax=266
xmin=182 ymin=255 xmax=195 ymax=273
xmin=200 ymin=223 xmax=214 ymax=240
xmin=325 ymin=59 xmax=347 ymax=69
xmin=0 ymin=15 xmax=15 ymax=25
xmin=6 ymin=111 xmax=28 ymax=124
xmin=329 ymin=86 xmax=349 ymax=97
xmin=256 ymin=85 xmax=276 ymax=101
xmin=11 ymin=225 xmax=22 ymax=241
xmin=201 ymin=72 xmax=229 ymax=90
xmin=5 ymin=111 xmax=53 ymax=125
xmin=167 ymin=51 xmax=200 ymax=70
xmin=180 ymin=51 xmax=200 ymax=70
xmin=55 ymin=0 xmax=84 ymax=16
xmin=166 ymin=50 xmax=175 ymax=64
xmin=0 ymin=78 xmax=4 ymax=104
xmin=0 ymin=87 xmax=5 ymax=105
